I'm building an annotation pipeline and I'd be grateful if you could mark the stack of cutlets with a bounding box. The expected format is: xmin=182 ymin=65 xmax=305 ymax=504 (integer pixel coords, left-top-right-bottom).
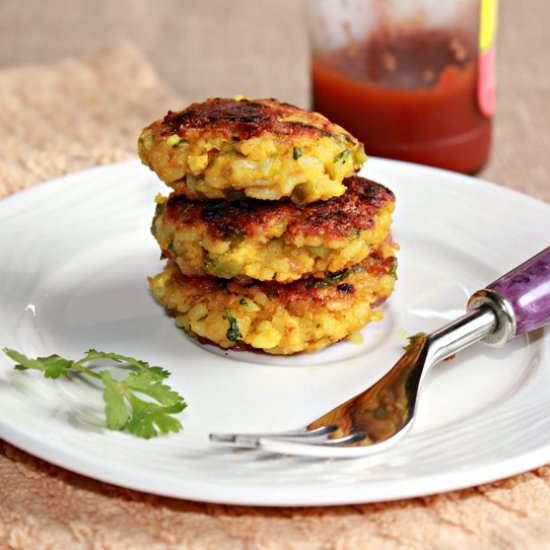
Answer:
xmin=138 ymin=98 xmax=397 ymax=355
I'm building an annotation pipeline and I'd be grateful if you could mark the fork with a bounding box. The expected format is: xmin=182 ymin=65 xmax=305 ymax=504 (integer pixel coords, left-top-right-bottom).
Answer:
xmin=210 ymin=246 xmax=550 ymax=458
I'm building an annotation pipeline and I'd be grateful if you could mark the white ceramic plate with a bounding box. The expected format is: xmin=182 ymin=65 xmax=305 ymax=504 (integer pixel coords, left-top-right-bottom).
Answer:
xmin=0 ymin=159 xmax=548 ymax=506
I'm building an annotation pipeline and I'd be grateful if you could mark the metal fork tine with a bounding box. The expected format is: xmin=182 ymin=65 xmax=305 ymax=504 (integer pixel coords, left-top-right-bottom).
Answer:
xmin=257 ymin=433 xmax=375 ymax=458
xmin=294 ymin=425 xmax=338 ymax=437
xmin=209 ymin=424 xmax=338 ymax=448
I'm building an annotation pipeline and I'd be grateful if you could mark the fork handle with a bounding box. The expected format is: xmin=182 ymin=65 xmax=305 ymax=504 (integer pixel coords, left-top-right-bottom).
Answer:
xmin=468 ymin=246 xmax=550 ymax=345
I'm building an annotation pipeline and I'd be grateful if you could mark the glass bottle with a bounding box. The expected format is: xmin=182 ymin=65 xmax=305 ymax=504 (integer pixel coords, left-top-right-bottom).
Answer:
xmin=308 ymin=0 xmax=498 ymax=173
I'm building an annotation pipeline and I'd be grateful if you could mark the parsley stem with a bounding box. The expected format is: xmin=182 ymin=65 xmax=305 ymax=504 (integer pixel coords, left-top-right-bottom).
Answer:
xmin=72 ymin=361 xmax=105 ymax=380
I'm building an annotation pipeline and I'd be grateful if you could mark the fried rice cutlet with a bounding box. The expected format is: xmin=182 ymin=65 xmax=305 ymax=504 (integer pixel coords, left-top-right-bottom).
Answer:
xmin=149 ymin=248 xmax=397 ymax=355
xmin=152 ymin=177 xmax=397 ymax=282
xmin=138 ymin=97 xmax=367 ymax=204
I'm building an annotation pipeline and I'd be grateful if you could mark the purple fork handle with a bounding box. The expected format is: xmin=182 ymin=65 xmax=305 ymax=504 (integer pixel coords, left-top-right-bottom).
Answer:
xmin=468 ymin=246 xmax=550 ymax=345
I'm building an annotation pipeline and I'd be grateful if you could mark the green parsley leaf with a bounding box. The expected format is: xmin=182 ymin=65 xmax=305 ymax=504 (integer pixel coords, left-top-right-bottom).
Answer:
xmin=223 ymin=309 xmax=242 ymax=342
xmin=100 ymin=370 xmax=131 ymax=430
xmin=292 ymin=147 xmax=303 ymax=160
xmin=334 ymin=149 xmax=350 ymax=163
xmin=3 ymin=348 xmax=73 ymax=378
xmin=78 ymin=349 xmax=156 ymax=373
xmin=2 ymin=348 xmax=186 ymax=439
xmin=126 ymin=394 xmax=184 ymax=439
xmin=306 ymin=268 xmax=349 ymax=288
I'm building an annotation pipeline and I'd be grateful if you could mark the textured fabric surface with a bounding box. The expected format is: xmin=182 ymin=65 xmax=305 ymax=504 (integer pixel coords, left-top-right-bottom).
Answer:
xmin=0 ymin=2 xmax=549 ymax=546
xmin=0 ymin=0 xmax=309 ymax=107
xmin=0 ymin=44 xmax=176 ymax=200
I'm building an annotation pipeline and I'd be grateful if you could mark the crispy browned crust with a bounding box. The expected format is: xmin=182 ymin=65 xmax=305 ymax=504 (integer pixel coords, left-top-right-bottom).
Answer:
xmin=287 ymin=176 xmax=395 ymax=239
xmin=170 ymin=251 xmax=396 ymax=309
xmin=160 ymin=98 xmax=342 ymax=141
xmin=161 ymin=177 xmax=394 ymax=241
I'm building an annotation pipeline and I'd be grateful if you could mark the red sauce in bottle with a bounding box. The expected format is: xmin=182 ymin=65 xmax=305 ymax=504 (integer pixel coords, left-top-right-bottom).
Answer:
xmin=312 ymin=29 xmax=492 ymax=173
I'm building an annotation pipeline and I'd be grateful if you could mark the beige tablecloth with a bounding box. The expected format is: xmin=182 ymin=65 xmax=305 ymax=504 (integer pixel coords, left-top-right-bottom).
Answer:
xmin=0 ymin=10 xmax=549 ymax=547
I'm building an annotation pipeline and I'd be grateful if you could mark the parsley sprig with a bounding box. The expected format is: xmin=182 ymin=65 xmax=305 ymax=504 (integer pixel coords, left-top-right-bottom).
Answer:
xmin=2 ymin=348 xmax=186 ymax=439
